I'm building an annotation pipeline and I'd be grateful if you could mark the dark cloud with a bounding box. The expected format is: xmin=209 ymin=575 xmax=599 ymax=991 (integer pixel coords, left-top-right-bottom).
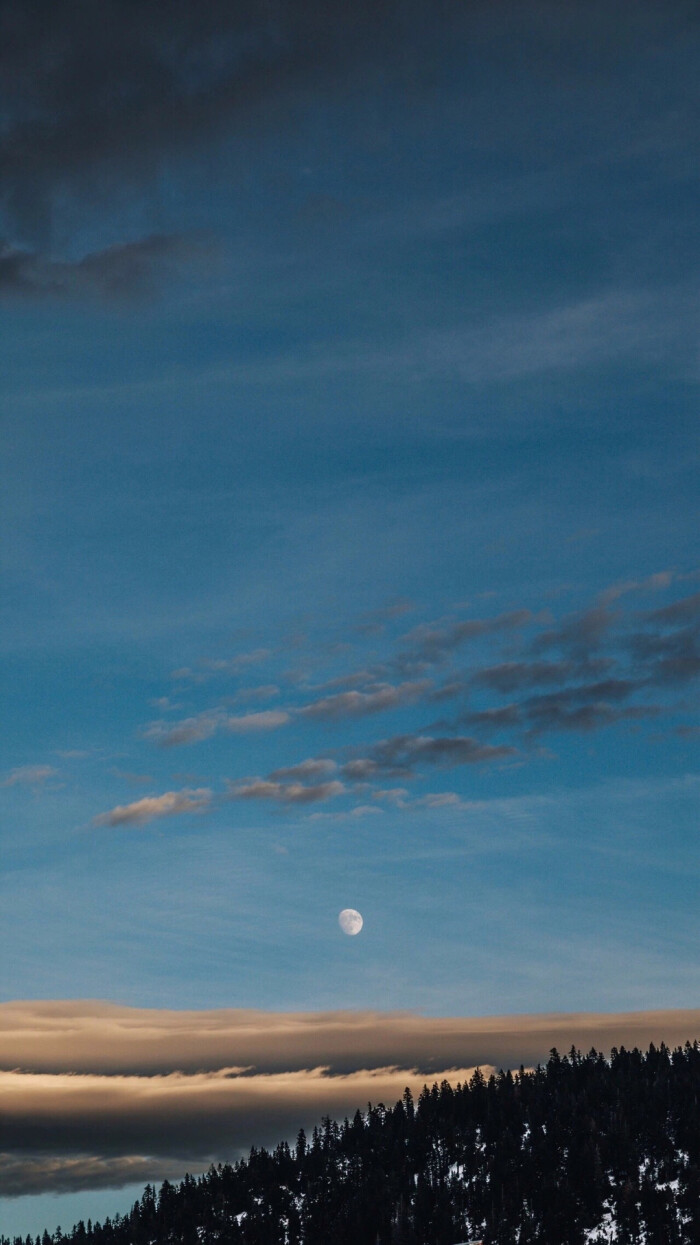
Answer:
xmin=643 ymin=591 xmax=700 ymax=626
xmin=0 ymin=0 xmax=445 ymax=246
xmin=0 ymin=233 xmax=209 ymax=301
xmin=532 ymin=604 xmax=617 ymax=659
xmin=300 ymin=680 xmax=431 ymax=721
xmin=1 ymin=1066 xmax=481 ymax=1180
xmin=345 ymin=732 xmax=515 ymax=777
xmin=434 ymin=673 xmax=665 ymax=740
xmin=398 ymin=610 xmax=532 ymax=668
xmin=0 ymin=1154 xmax=183 ymax=1198
xmin=470 ymin=658 xmax=617 ymax=693
xmin=624 ymin=593 xmax=700 ymax=685
xmin=524 ymin=700 xmax=659 ymax=735
xmin=459 ymin=705 xmax=522 ymax=731
xmin=518 ymin=678 xmax=656 ymax=735
xmin=628 ymin=625 xmax=700 ymax=685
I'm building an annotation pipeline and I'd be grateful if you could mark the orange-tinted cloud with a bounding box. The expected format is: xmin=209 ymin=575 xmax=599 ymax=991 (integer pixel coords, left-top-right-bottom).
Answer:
xmin=2 ymin=1001 xmax=698 ymax=1077
xmin=2 ymin=1002 xmax=698 ymax=1196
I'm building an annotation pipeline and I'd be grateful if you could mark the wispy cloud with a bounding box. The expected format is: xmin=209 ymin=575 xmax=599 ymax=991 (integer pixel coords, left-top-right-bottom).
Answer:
xmin=471 ymin=659 xmax=608 ymax=693
xmin=229 ymin=779 xmax=345 ymax=806
xmin=269 ymin=759 xmax=338 ymax=782
xmin=94 ymin=789 xmax=212 ymax=827
xmin=0 ymin=234 xmax=209 ymax=302
xmin=398 ymin=610 xmax=532 ymax=667
xmin=131 ymin=578 xmax=698 ymax=799
xmin=643 ymin=590 xmax=700 ymax=626
xmin=223 ymin=711 xmax=291 ymax=734
xmin=2 ymin=764 xmax=58 ymax=787
xmin=532 ymin=604 xmax=617 ymax=659
xmin=342 ymin=733 xmax=515 ymax=778
xmin=300 ymin=680 xmax=431 ymax=721
xmin=0 ymin=1154 xmax=185 ymax=1199
xmin=144 ymin=709 xmax=290 ymax=747
xmin=354 ymin=599 xmax=414 ymax=635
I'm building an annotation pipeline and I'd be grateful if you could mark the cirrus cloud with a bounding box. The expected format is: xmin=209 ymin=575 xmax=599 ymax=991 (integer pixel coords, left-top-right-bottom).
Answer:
xmin=2 ymin=765 xmax=58 ymax=787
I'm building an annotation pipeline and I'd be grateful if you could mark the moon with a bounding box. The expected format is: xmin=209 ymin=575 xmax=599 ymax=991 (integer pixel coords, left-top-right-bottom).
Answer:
xmin=338 ymin=908 xmax=364 ymax=936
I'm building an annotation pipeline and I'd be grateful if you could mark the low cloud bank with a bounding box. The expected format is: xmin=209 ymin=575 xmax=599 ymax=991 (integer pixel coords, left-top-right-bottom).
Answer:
xmin=1 ymin=1002 xmax=698 ymax=1197
xmin=3 ymin=1001 xmax=698 ymax=1077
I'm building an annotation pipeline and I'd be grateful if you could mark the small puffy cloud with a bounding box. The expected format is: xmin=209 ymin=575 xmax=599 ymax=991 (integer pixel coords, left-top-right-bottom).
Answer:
xmin=373 ymin=788 xmax=411 ymax=804
xmin=230 ymin=780 xmax=345 ymax=805
xmin=300 ymin=680 xmax=431 ymax=721
xmin=144 ymin=709 xmax=289 ymax=747
xmin=341 ymin=758 xmax=381 ymax=780
xmin=471 ymin=660 xmax=584 ymax=693
xmin=94 ymin=789 xmax=212 ymax=827
xmin=2 ymin=765 xmax=58 ymax=787
xmin=143 ymin=713 xmax=220 ymax=747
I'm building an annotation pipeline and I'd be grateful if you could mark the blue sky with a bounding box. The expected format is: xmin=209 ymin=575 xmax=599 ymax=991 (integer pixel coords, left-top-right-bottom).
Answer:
xmin=1 ymin=0 xmax=699 ymax=1236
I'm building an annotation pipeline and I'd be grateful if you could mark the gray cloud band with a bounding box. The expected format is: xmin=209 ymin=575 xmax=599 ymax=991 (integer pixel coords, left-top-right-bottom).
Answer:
xmin=1 ymin=1003 xmax=698 ymax=1196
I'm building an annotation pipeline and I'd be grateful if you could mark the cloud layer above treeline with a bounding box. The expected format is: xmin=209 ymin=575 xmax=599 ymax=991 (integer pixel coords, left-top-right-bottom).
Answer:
xmin=2 ymin=1001 xmax=698 ymax=1196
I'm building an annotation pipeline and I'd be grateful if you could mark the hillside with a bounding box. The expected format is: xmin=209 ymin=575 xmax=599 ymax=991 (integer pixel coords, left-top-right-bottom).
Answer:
xmin=5 ymin=1042 xmax=700 ymax=1245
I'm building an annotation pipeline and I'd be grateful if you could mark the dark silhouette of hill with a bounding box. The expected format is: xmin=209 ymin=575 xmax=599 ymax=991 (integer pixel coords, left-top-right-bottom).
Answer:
xmin=4 ymin=1041 xmax=700 ymax=1245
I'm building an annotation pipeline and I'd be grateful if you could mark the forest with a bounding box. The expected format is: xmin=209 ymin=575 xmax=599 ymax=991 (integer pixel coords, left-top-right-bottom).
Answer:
xmin=5 ymin=1041 xmax=700 ymax=1245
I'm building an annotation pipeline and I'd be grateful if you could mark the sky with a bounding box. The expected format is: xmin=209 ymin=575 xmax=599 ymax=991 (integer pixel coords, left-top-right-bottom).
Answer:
xmin=1 ymin=0 xmax=699 ymax=1237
